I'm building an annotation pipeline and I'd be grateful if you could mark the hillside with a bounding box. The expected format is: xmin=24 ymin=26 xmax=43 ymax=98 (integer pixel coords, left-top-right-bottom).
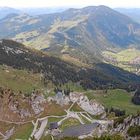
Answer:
xmin=0 ymin=87 xmax=140 ymax=139
xmin=0 ymin=7 xmax=67 ymax=19
xmin=103 ymin=48 xmax=140 ymax=74
xmin=1 ymin=5 xmax=140 ymax=140
xmin=0 ymin=6 xmax=140 ymax=63
xmin=0 ymin=65 xmax=44 ymax=92
xmin=0 ymin=39 xmax=140 ymax=90
xmin=0 ymin=7 xmax=21 ymax=19
xmin=116 ymin=8 xmax=140 ymax=23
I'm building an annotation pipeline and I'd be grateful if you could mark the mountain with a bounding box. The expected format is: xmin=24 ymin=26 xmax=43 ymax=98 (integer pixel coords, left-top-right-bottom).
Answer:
xmin=0 ymin=40 xmax=140 ymax=139
xmin=0 ymin=6 xmax=140 ymax=73
xmin=0 ymin=7 xmax=68 ymax=19
xmin=116 ymin=8 xmax=140 ymax=23
xmin=0 ymin=6 xmax=140 ymax=60
xmin=0 ymin=39 xmax=140 ymax=90
xmin=1 ymin=6 xmax=140 ymax=139
xmin=0 ymin=7 xmax=21 ymax=19
xmin=20 ymin=7 xmax=67 ymax=16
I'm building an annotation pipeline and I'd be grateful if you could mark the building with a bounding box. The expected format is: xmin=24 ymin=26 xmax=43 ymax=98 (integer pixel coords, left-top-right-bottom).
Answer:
xmin=49 ymin=122 xmax=58 ymax=130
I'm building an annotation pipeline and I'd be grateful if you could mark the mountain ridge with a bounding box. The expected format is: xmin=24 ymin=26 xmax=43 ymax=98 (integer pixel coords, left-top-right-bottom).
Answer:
xmin=0 ymin=39 xmax=140 ymax=90
xmin=0 ymin=6 xmax=140 ymax=74
xmin=116 ymin=8 xmax=140 ymax=23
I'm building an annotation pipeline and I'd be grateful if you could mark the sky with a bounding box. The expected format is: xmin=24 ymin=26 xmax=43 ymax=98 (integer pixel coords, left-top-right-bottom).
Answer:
xmin=0 ymin=0 xmax=140 ymax=8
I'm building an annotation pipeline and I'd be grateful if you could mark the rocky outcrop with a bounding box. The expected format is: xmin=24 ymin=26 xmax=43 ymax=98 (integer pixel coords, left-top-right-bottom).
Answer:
xmin=111 ymin=115 xmax=140 ymax=139
xmin=69 ymin=92 xmax=105 ymax=115
xmin=47 ymin=92 xmax=105 ymax=115
xmin=0 ymin=88 xmax=46 ymax=121
xmin=30 ymin=94 xmax=46 ymax=115
xmin=4 ymin=127 xmax=15 ymax=140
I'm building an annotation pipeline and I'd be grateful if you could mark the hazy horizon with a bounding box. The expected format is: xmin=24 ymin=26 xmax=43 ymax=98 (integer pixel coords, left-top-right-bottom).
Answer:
xmin=0 ymin=0 xmax=140 ymax=8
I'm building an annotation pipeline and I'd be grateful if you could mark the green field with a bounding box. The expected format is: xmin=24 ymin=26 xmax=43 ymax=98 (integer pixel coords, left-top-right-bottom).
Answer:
xmin=60 ymin=118 xmax=81 ymax=130
xmin=85 ymin=89 xmax=140 ymax=114
xmin=103 ymin=48 xmax=140 ymax=62
xmin=103 ymin=48 xmax=140 ymax=73
xmin=0 ymin=65 xmax=44 ymax=92
xmin=10 ymin=123 xmax=33 ymax=140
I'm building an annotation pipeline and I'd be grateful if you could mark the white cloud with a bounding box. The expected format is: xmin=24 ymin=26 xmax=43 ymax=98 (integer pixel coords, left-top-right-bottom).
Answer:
xmin=0 ymin=0 xmax=139 ymax=8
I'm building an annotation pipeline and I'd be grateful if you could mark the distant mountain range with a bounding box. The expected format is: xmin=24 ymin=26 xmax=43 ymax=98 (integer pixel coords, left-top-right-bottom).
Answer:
xmin=116 ymin=8 xmax=140 ymax=23
xmin=0 ymin=6 xmax=140 ymax=74
xmin=1 ymin=6 xmax=140 ymax=140
xmin=20 ymin=7 xmax=68 ymax=15
xmin=0 ymin=7 xmax=21 ymax=19
xmin=0 ymin=7 xmax=67 ymax=19
xmin=1 ymin=6 xmax=140 ymax=23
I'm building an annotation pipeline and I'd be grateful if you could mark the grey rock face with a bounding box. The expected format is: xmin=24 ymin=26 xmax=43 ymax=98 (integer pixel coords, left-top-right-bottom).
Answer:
xmin=31 ymin=94 xmax=46 ymax=115
xmin=111 ymin=115 xmax=140 ymax=139
xmin=47 ymin=92 xmax=105 ymax=115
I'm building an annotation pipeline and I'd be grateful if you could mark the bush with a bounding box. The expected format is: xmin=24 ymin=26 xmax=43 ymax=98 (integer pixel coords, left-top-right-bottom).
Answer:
xmin=127 ymin=125 xmax=140 ymax=137
xmin=113 ymin=116 xmax=126 ymax=128
xmin=132 ymin=96 xmax=140 ymax=105
xmin=132 ymin=89 xmax=140 ymax=105
xmin=106 ymin=107 xmax=125 ymax=117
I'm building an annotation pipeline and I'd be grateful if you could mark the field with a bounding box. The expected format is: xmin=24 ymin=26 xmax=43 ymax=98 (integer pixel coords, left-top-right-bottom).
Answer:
xmin=10 ymin=123 xmax=33 ymax=140
xmin=103 ymin=48 xmax=140 ymax=73
xmin=104 ymin=48 xmax=140 ymax=62
xmin=85 ymin=89 xmax=140 ymax=114
xmin=60 ymin=118 xmax=81 ymax=130
xmin=0 ymin=65 xmax=44 ymax=92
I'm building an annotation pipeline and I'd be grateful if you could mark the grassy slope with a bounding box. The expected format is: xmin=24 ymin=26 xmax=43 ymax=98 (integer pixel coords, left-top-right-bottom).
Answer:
xmin=103 ymin=48 xmax=140 ymax=72
xmin=0 ymin=65 xmax=44 ymax=92
xmin=10 ymin=123 xmax=33 ymax=140
xmin=0 ymin=64 xmax=139 ymax=115
xmin=0 ymin=121 xmax=16 ymax=134
xmin=60 ymin=118 xmax=81 ymax=130
xmin=104 ymin=48 xmax=140 ymax=62
xmin=85 ymin=89 xmax=140 ymax=114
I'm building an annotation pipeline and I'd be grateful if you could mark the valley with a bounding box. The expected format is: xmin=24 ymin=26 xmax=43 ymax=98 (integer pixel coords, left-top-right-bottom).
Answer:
xmin=0 ymin=6 xmax=140 ymax=75
xmin=0 ymin=39 xmax=140 ymax=139
xmin=103 ymin=48 xmax=140 ymax=75
xmin=0 ymin=4 xmax=140 ymax=140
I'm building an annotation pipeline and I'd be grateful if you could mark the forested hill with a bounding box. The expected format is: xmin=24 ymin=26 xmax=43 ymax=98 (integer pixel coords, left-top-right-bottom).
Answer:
xmin=0 ymin=39 xmax=140 ymax=90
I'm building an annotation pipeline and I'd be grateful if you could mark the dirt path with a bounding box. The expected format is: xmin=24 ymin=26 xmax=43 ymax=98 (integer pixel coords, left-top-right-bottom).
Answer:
xmin=0 ymin=119 xmax=32 ymax=125
xmin=80 ymin=112 xmax=92 ymax=122
xmin=1 ymin=103 xmax=109 ymax=140
xmin=0 ymin=131 xmax=5 ymax=139
xmin=30 ymin=102 xmax=93 ymax=139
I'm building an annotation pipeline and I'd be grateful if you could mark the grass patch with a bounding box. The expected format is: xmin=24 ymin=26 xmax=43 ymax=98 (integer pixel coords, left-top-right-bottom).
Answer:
xmin=0 ymin=65 xmax=44 ymax=92
xmin=60 ymin=118 xmax=80 ymax=130
xmin=44 ymin=91 xmax=56 ymax=99
xmin=103 ymin=48 xmax=140 ymax=62
xmin=48 ymin=117 xmax=62 ymax=123
xmin=78 ymin=114 xmax=91 ymax=124
xmin=40 ymin=102 xmax=67 ymax=117
xmin=85 ymin=89 xmax=140 ymax=114
xmin=0 ymin=121 xmax=15 ymax=133
xmin=61 ymin=81 xmax=85 ymax=92
xmin=127 ymin=125 xmax=140 ymax=137
xmin=103 ymin=48 xmax=140 ymax=73
xmin=10 ymin=123 xmax=33 ymax=140
xmin=61 ymin=54 xmax=90 ymax=68
xmin=40 ymin=134 xmax=52 ymax=140
xmin=70 ymin=103 xmax=84 ymax=112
